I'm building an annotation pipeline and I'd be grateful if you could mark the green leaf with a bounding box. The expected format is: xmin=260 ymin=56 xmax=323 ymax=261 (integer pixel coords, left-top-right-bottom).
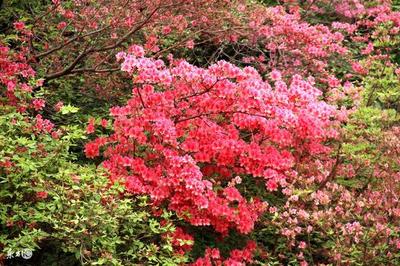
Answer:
xmin=60 ymin=105 xmax=80 ymax=115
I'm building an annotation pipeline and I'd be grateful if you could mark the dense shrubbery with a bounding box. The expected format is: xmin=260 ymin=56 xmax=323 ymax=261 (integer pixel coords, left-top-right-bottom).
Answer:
xmin=1 ymin=0 xmax=400 ymax=265
xmin=0 ymin=106 xmax=189 ymax=265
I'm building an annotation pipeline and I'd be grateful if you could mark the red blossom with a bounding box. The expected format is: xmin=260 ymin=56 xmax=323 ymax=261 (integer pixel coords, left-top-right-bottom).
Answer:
xmin=86 ymin=117 xmax=96 ymax=134
xmin=36 ymin=191 xmax=48 ymax=199
xmin=13 ymin=21 xmax=25 ymax=30
xmin=86 ymin=51 xmax=338 ymax=236
xmin=32 ymin=99 xmax=46 ymax=111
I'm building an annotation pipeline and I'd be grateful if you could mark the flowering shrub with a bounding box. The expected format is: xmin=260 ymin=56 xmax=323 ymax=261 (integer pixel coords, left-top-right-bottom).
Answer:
xmin=0 ymin=106 xmax=188 ymax=265
xmin=0 ymin=45 xmax=36 ymax=109
xmin=2 ymin=0 xmax=400 ymax=265
xmin=84 ymin=50 xmax=340 ymax=261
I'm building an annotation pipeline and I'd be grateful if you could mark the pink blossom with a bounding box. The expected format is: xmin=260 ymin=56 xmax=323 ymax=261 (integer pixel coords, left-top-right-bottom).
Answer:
xmin=298 ymin=241 xmax=307 ymax=249
xmin=57 ymin=21 xmax=67 ymax=30
xmin=186 ymin=40 xmax=195 ymax=49
xmin=54 ymin=101 xmax=64 ymax=112
xmin=86 ymin=117 xmax=96 ymax=134
xmin=32 ymin=99 xmax=46 ymax=111
xmin=270 ymin=69 xmax=282 ymax=81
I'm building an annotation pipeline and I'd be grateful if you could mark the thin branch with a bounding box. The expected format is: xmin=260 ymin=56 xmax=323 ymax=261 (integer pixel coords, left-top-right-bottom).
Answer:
xmin=45 ymin=43 xmax=91 ymax=80
xmin=318 ymin=142 xmax=343 ymax=190
xmin=136 ymin=86 xmax=147 ymax=108
xmin=42 ymin=6 xmax=162 ymax=81
xmin=91 ymin=7 xmax=161 ymax=53
xmin=174 ymin=110 xmax=268 ymax=123
xmin=70 ymin=67 xmax=120 ymax=74
xmin=34 ymin=27 xmax=108 ymax=59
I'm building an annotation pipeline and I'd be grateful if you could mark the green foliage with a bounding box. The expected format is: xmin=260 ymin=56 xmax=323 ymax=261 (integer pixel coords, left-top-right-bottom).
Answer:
xmin=0 ymin=0 xmax=50 ymax=33
xmin=362 ymin=62 xmax=400 ymax=110
xmin=0 ymin=106 xmax=187 ymax=265
xmin=340 ymin=61 xmax=400 ymax=187
xmin=393 ymin=0 xmax=400 ymax=11
xmin=256 ymin=0 xmax=280 ymax=6
xmin=60 ymin=105 xmax=80 ymax=115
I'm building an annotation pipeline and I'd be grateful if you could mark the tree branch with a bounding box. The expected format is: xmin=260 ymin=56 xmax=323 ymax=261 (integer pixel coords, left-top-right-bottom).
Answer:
xmin=34 ymin=27 xmax=109 ymax=59
xmin=43 ymin=6 xmax=162 ymax=81
xmin=318 ymin=142 xmax=343 ymax=190
xmin=45 ymin=44 xmax=91 ymax=80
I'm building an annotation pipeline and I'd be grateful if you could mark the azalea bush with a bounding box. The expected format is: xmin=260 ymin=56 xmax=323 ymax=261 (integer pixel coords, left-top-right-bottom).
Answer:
xmin=0 ymin=106 xmax=188 ymax=265
xmin=2 ymin=0 xmax=400 ymax=265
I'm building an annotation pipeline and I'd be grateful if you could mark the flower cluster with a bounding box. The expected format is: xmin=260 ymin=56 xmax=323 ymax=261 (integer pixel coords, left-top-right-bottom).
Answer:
xmin=192 ymin=241 xmax=257 ymax=266
xmin=86 ymin=50 xmax=338 ymax=244
xmin=0 ymin=46 xmax=35 ymax=108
